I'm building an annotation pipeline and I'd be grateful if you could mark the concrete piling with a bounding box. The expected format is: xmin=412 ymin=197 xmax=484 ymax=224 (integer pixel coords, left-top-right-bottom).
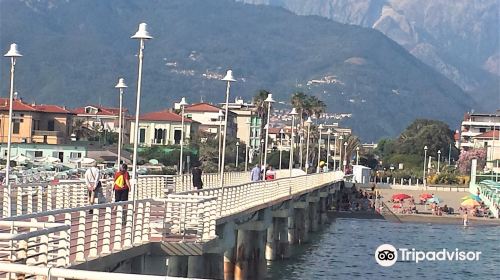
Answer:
xmin=167 ymin=256 xmax=188 ymax=277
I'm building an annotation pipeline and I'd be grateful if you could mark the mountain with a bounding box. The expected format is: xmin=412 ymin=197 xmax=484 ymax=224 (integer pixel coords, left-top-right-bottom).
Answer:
xmin=237 ymin=0 xmax=500 ymax=109
xmin=0 ymin=0 xmax=478 ymax=141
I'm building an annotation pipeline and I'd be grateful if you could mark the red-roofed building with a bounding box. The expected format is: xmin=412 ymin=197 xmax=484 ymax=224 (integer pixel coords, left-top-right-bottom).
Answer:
xmin=459 ymin=110 xmax=500 ymax=151
xmin=130 ymin=110 xmax=200 ymax=147
xmin=182 ymin=103 xmax=237 ymax=136
xmin=0 ymin=98 xmax=73 ymax=145
xmin=72 ymin=105 xmax=129 ymax=132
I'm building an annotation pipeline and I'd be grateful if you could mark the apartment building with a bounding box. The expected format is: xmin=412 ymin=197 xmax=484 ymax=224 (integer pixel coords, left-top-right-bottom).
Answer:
xmin=459 ymin=111 xmax=500 ymax=150
xmin=0 ymin=98 xmax=73 ymax=145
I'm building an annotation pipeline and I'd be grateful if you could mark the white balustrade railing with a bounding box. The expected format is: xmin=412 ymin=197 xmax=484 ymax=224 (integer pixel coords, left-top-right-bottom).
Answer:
xmin=0 ymin=175 xmax=170 ymax=218
xmin=156 ymin=195 xmax=217 ymax=242
xmin=1 ymin=200 xmax=155 ymax=269
xmin=0 ymin=220 xmax=71 ymax=279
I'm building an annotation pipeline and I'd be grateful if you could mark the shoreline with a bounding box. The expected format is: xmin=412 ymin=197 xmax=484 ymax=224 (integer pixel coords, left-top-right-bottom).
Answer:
xmin=328 ymin=210 xmax=500 ymax=226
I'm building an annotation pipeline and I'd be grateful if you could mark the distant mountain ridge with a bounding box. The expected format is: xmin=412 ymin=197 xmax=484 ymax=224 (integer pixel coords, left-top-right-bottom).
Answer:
xmin=0 ymin=0 xmax=478 ymax=141
xmin=237 ymin=0 xmax=500 ymax=109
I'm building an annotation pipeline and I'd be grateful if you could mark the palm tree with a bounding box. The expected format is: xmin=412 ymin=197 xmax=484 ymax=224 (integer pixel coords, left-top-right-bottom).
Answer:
xmin=253 ymin=90 xmax=271 ymax=162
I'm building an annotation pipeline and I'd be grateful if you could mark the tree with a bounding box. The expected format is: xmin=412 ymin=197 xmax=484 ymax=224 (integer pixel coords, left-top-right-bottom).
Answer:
xmin=457 ymin=148 xmax=486 ymax=174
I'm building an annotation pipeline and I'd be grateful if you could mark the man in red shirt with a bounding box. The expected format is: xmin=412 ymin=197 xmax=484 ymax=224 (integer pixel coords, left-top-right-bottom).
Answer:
xmin=114 ymin=164 xmax=131 ymax=202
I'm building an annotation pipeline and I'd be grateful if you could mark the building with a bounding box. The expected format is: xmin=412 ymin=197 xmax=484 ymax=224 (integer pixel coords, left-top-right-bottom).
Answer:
xmin=459 ymin=111 xmax=500 ymax=151
xmin=72 ymin=105 xmax=129 ymax=132
xmin=0 ymin=143 xmax=86 ymax=164
xmin=220 ymin=98 xmax=262 ymax=150
xmin=182 ymin=103 xmax=237 ymax=136
xmin=0 ymin=98 xmax=73 ymax=145
xmin=129 ymin=110 xmax=199 ymax=147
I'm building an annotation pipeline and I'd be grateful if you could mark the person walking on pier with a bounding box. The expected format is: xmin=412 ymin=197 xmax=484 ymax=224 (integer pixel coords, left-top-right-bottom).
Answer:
xmin=84 ymin=165 xmax=102 ymax=210
xmin=114 ymin=163 xmax=131 ymax=202
xmin=251 ymin=164 xmax=261 ymax=182
xmin=192 ymin=163 xmax=203 ymax=190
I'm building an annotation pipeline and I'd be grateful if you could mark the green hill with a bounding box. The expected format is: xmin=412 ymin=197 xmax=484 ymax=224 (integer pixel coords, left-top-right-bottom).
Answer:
xmin=0 ymin=0 xmax=478 ymax=141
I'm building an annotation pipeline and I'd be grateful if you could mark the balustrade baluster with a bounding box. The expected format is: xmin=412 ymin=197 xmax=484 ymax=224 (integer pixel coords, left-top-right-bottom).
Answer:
xmin=74 ymin=211 xmax=86 ymax=263
xmin=16 ymin=186 xmax=22 ymax=216
xmin=123 ymin=204 xmax=133 ymax=248
xmin=133 ymin=203 xmax=144 ymax=245
xmin=88 ymin=209 xmax=99 ymax=258
xmin=113 ymin=205 xmax=123 ymax=251
xmin=142 ymin=201 xmax=151 ymax=242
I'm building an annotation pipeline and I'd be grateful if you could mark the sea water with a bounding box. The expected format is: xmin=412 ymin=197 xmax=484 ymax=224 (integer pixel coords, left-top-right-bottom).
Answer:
xmin=267 ymin=218 xmax=499 ymax=279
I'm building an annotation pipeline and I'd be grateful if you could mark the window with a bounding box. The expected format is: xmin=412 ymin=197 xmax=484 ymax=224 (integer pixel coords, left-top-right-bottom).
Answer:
xmin=32 ymin=119 xmax=40 ymax=130
xmin=48 ymin=120 xmax=55 ymax=131
xmin=154 ymin=128 xmax=164 ymax=144
xmin=13 ymin=121 xmax=20 ymax=134
xmin=139 ymin=128 xmax=146 ymax=143
xmin=479 ymin=128 xmax=486 ymax=133
xmin=174 ymin=129 xmax=181 ymax=144
xmin=34 ymin=151 xmax=43 ymax=157
xmin=70 ymin=152 xmax=82 ymax=159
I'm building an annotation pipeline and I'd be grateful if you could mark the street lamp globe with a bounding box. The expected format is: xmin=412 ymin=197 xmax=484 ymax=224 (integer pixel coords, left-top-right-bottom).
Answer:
xmin=131 ymin=23 xmax=153 ymax=39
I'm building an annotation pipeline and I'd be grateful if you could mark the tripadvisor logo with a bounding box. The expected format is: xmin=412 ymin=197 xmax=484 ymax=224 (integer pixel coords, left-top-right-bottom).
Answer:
xmin=375 ymin=244 xmax=481 ymax=267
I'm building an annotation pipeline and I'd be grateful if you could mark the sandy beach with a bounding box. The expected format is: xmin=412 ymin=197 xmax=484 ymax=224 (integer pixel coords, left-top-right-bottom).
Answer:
xmin=377 ymin=188 xmax=469 ymax=213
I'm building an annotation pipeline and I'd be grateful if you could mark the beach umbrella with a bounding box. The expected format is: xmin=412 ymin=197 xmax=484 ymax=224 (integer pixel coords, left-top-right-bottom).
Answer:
xmin=461 ymin=199 xmax=480 ymax=208
xmin=461 ymin=194 xmax=481 ymax=201
xmin=426 ymin=197 xmax=442 ymax=204
xmin=392 ymin=193 xmax=411 ymax=200
xmin=420 ymin=193 xmax=433 ymax=199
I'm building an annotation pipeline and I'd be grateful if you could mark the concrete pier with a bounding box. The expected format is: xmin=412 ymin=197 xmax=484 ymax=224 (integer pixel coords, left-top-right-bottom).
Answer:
xmin=187 ymin=256 xmax=205 ymax=278
xmin=287 ymin=210 xmax=297 ymax=245
xmin=166 ymin=256 xmax=188 ymax=277
xmin=224 ymin=248 xmax=235 ymax=280
xmin=234 ymin=229 xmax=266 ymax=279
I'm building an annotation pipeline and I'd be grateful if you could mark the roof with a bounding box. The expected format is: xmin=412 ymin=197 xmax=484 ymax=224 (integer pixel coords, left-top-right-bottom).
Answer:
xmin=185 ymin=103 xmax=222 ymax=113
xmin=139 ymin=110 xmax=193 ymax=123
xmin=32 ymin=104 xmax=71 ymax=114
xmin=476 ymin=130 xmax=499 ymax=139
xmin=72 ymin=105 xmax=127 ymax=116
xmin=0 ymin=98 xmax=71 ymax=114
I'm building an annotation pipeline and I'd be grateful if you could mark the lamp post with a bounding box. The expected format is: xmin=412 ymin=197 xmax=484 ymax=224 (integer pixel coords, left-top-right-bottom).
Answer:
xmin=130 ymin=23 xmax=152 ymax=227
xmin=305 ymin=117 xmax=312 ymax=173
xmin=219 ymin=70 xmax=236 ymax=188
xmin=3 ymin=43 xmax=22 ymax=217
xmin=114 ymin=78 xmax=127 ymax=168
xmin=235 ymin=141 xmax=240 ymax=168
xmin=356 ymin=146 xmax=360 ymax=165
xmin=289 ymin=108 xmax=298 ymax=177
xmin=343 ymin=142 xmax=348 ymax=173
xmin=437 ymin=150 xmax=441 ymax=174
xmin=299 ymin=125 xmax=304 ymax=169
xmin=178 ymin=97 xmax=188 ymax=175
xmin=260 ymin=138 xmax=265 ymax=167
xmin=245 ymin=118 xmax=251 ymax=172
xmin=279 ymin=128 xmax=284 ymax=169
xmin=317 ymin=124 xmax=324 ymax=173
xmin=338 ymin=135 xmax=343 ymax=172
xmin=423 ymin=145 xmax=428 ymax=188
xmin=263 ymin=94 xmax=275 ymax=174
xmin=326 ymin=129 xmax=332 ymax=171
xmin=217 ymin=109 xmax=224 ymax=173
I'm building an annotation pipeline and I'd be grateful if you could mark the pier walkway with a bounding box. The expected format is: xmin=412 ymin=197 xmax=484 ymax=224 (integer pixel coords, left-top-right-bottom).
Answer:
xmin=0 ymin=170 xmax=344 ymax=279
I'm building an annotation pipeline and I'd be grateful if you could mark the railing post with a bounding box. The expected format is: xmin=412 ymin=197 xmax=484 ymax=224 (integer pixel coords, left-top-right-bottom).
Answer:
xmin=88 ymin=209 xmax=99 ymax=258
xmin=75 ymin=210 xmax=86 ymax=263
xmin=142 ymin=201 xmax=151 ymax=243
xmin=101 ymin=206 xmax=112 ymax=255
xmin=37 ymin=185 xmax=44 ymax=212
xmin=39 ymin=231 xmax=49 ymax=267
xmin=15 ymin=240 xmax=28 ymax=280
xmin=113 ymin=205 xmax=123 ymax=252
xmin=133 ymin=202 xmax=144 ymax=245
xmin=123 ymin=204 xmax=133 ymax=248
xmin=27 ymin=187 xmax=33 ymax=215
xmin=16 ymin=186 xmax=23 ymax=216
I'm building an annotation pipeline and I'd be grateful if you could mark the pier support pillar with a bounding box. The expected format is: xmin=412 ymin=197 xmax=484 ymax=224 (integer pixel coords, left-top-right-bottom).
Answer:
xmin=167 ymin=256 xmax=188 ymax=277
xmin=224 ymin=248 xmax=235 ymax=280
xmin=235 ymin=229 xmax=266 ymax=280
xmin=319 ymin=197 xmax=328 ymax=225
xmin=277 ymin=218 xmax=290 ymax=259
xmin=303 ymin=207 xmax=310 ymax=242
xmin=205 ymin=253 xmax=224 ymax=280
xmin=187 ymin=256 xmax=205 ymax=278
xmin=287 ymin=209 xmax=297 ymax=245
xmin=309 ymin=202 xmax=319 ymax=232
xmin=265 ymin=218 xmax=278 ymax=261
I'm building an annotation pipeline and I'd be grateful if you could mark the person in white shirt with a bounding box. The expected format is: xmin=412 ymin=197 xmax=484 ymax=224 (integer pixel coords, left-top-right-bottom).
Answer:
xmin=84 ymin=166 xmax=101 ymax=207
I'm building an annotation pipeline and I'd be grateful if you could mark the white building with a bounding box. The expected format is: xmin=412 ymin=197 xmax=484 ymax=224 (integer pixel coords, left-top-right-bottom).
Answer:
xmin=130 ymin=110 xmax=199 ymax=147
xmin=459 ymin=111 xmax=500 ymax=151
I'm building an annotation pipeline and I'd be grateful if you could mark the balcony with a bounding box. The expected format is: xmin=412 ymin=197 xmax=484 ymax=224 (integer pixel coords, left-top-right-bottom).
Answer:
xmin=462 ymin=120 xmax=500 ymax=127
xmin=32 ymin=130 xmax=62 ymax=137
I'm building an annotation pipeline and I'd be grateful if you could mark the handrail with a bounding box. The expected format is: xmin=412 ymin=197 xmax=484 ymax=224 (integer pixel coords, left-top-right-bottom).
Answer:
xmin=0 ymin=263 xmax=207 ymax=280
